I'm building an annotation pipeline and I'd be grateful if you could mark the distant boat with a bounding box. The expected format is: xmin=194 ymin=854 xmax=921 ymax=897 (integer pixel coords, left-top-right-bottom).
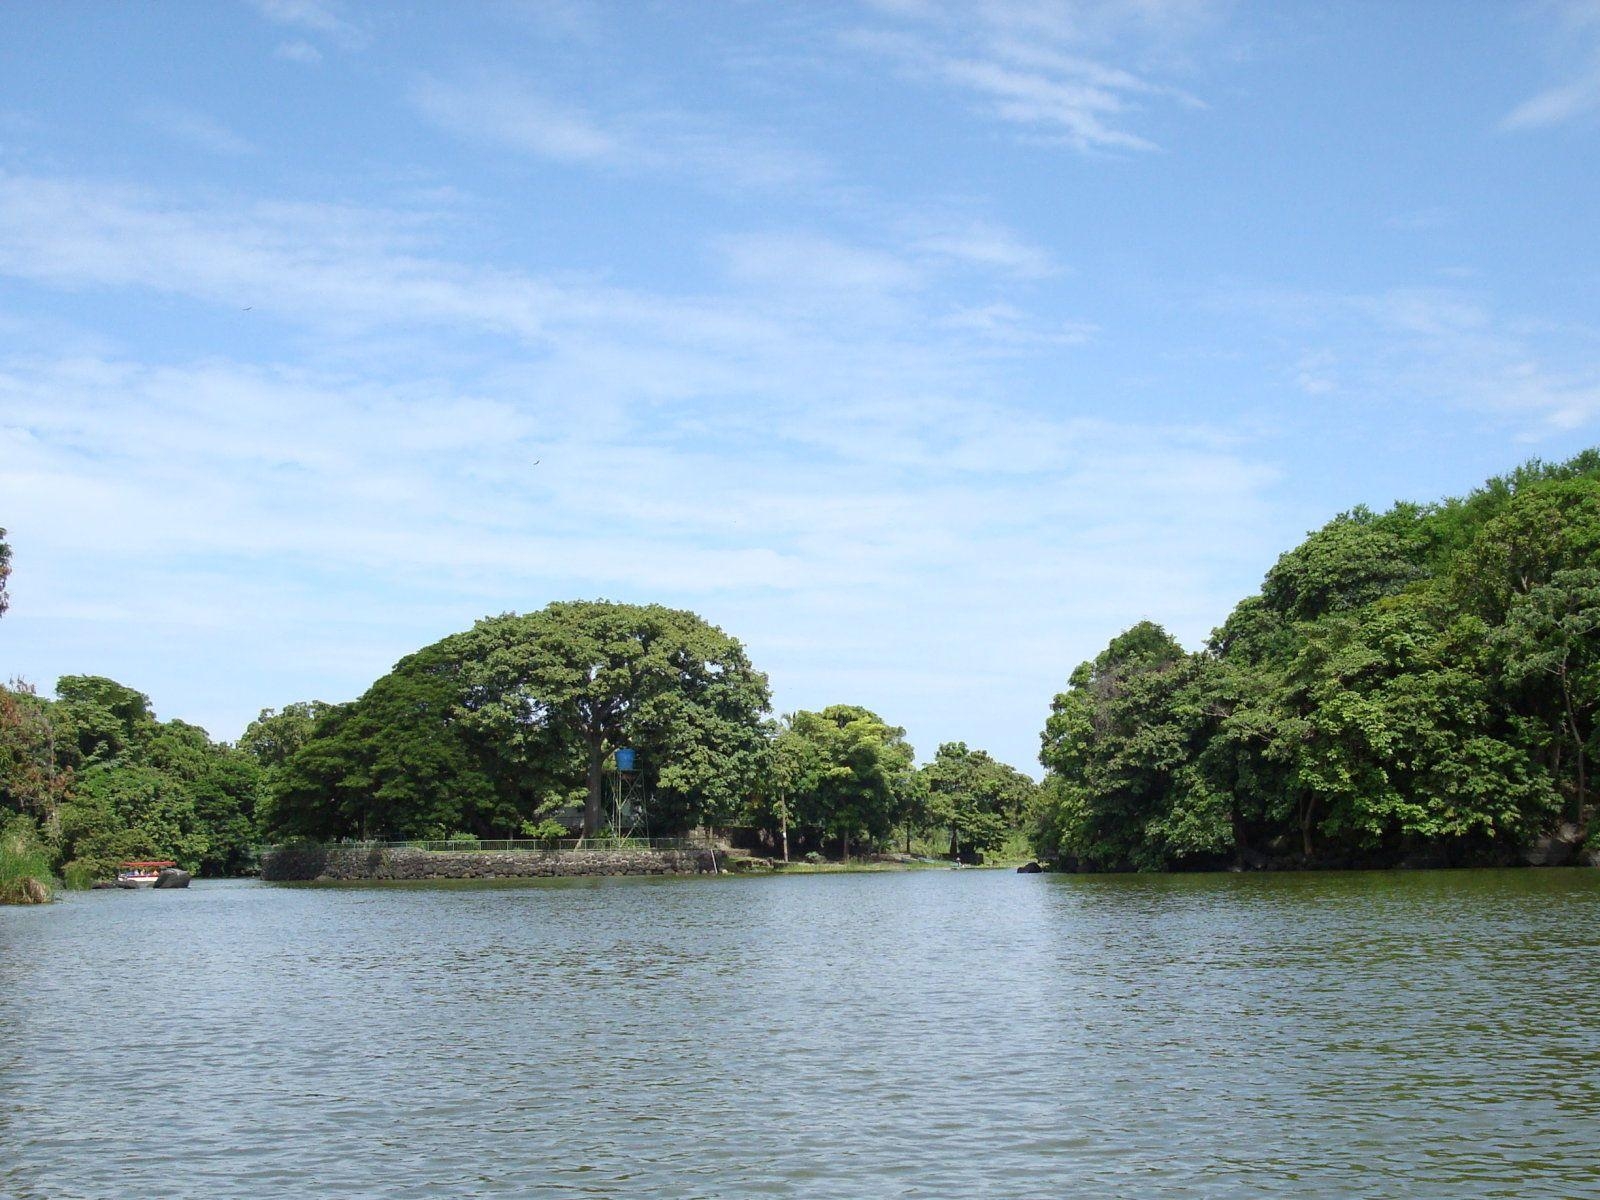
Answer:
xmin=116 ymin=861 xmax=177 ymax=889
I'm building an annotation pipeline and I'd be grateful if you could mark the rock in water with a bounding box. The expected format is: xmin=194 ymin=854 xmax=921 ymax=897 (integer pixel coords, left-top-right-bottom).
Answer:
xmin=153 ymin=868 xmax=192 ymax=889
xmin=1525 ymin=823 xmax=1583 ymax=867
xmin=1016 ymin=861 xmax=1043 ymax=874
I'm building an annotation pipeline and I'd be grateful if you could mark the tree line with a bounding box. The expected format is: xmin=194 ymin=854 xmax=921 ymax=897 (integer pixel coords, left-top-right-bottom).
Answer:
xmin=1032 ymin=451 xmax=1600 ymax=870
xmin=4 ymin=449 xmax=1598 ymax=883
xmin=1 ymin=593 xmax=1035 ymax=881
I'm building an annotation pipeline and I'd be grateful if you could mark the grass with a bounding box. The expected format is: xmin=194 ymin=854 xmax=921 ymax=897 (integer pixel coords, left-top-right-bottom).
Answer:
xmin=0 ymin=814 xmax=56 ymax=904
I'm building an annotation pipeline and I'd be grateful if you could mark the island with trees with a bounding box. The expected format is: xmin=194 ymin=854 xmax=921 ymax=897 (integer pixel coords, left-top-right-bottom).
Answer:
xmin=1032 ymin=451 xmax=1599 ymax=872
xmin=3 ymin=451 xmax=1599 ymax=899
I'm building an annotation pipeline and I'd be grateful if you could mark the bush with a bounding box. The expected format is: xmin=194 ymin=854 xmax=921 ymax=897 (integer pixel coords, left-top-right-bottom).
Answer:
xmin=519 ymin=818 xmax=569 ymax=841
xmin=61 ymin=859 xmax=100 ymax=890
xmin=0 ymin=814 xmax=56 ymax=904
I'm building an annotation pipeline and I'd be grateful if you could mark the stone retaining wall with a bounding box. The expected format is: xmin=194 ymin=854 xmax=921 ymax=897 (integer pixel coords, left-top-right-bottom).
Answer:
xmin=260 ymin=845 xmax=709 ymax=882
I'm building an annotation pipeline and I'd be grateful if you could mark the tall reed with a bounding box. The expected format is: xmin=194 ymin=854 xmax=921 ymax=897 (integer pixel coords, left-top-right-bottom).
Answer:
xmin=0 ymin=814 xmax=56 ymax=904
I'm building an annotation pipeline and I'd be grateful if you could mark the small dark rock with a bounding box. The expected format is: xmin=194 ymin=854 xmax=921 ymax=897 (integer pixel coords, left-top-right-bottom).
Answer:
xmin=153 ymin=868 xmax=192 ymax=889
xmin=1016 ymin=861 xmax=1043 ymax=874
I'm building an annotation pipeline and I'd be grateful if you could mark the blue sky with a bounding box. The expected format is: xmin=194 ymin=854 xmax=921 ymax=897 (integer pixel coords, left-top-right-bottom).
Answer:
xmin=2 ymin=0 xmax=1599 ymax=774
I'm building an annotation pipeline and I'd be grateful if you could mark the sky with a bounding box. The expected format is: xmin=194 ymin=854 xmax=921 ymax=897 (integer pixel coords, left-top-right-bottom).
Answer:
xmin=2 ymin=0 xmax=1599 ymax=775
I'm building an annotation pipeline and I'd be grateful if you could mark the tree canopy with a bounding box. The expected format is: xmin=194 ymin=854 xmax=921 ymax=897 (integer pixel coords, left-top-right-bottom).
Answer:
xmin=267 ymin=600 xmax=772 ymax=840
xmin=1032 ymin=454 xmax=1600 ymax=871
xmin=1 ymin=676 xmax=264 ymax=881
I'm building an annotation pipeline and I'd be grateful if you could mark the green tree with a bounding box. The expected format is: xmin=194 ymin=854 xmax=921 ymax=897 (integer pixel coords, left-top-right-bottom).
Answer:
xmin=239 ymin=702 xmax=334 ymax=776
xmin=54 ymin=676 xmax=156 ymax=764
xmin=783 ymin=705 xmax=915 ymax=860
xmin=1261 ymin=506 xmax=1428 ymax=622
xmin=269 ymin=640 xmax=512 ymax=841
xmin=0 ymin=682 xmax=73 ymax=835
xmin=1037 ymin=622 xmax=1209 ymax=870
xmin=1493 ymin=567 xmax=1600 ymax=829
xmin=455 ymin=602 xmax=770 ymax=836
xmin=921 ymin=742 xmax=1036 ymax=860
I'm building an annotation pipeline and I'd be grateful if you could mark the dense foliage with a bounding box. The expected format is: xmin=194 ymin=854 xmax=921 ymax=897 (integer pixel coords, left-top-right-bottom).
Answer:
xmin=266 ymin=601 xmax=774 ymax=841
xmin=744 ymin=706 xmax=920 ymax=859
xmin=0 ymin=676 xmax=264 ymax=883
xmin=1033 ymin=453 xmax=1600 ymax=871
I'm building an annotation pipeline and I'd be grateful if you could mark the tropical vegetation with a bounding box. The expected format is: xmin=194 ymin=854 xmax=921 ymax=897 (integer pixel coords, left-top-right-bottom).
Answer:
xmin=5 ymin=451 xmax=1600 ymax=894
xmin=1032 ymin=451 xmax=1600 ymax=871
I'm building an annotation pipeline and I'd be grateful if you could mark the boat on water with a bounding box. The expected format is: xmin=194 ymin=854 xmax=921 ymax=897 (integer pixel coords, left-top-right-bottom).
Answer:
xmin=116 ymin=860 xmax=177 ymax=889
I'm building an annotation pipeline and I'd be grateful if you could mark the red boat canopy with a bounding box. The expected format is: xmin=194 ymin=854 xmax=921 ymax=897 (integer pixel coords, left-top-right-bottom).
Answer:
xmin=120 ymin=861 xmax=177 ymax=868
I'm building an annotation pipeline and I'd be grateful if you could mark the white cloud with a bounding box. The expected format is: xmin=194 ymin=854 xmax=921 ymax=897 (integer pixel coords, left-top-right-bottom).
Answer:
xmin=410 ymin=73 xmax=827 ymax=193
xmin=248 ymin=0 xmax=366 ymax=49
xmin=274 ymin=40 xmax=324 ymax=65
xmin=846 ymin=0 xmax=1221 ymax=152
xmin=1502 ymin=0 xmax=1600 ymax=129
xmin=718 ymin=231 xmax=924 ymax=295
xmin=908 ymin=217 xmax=1059 ymax=278
xmin=138 ymin=103 xmax=257 ymax=156
xmin=1231 ymin=281 xmax=1600 ymax=437
xmin=0 ymin=171 xmax=1277 ymax=768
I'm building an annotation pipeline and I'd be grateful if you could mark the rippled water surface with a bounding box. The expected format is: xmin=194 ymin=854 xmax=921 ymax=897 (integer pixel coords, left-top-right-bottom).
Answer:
xmin=4 ymin=869 xmax=1599 ymax=1198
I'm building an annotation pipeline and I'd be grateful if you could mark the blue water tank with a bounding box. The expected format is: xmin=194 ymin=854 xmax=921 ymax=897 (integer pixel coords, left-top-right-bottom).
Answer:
xmin=614 ymin=748 xmax=636 ymax=772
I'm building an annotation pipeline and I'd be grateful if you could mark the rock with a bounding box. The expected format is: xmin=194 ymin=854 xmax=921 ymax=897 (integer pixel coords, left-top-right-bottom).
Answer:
xmin=1016 ymin=861 xmax=1043 ymax=874
xmin=153 ymin=868 xmax=192 ymax=889
xmin=91 ymin=881 xmax=119 ymax=890
xmin=1525 ymin=822 xmax=1583 ymax=867
xmin=695 ymin=849 xmax=719 ymax=874
xmin=13 ymin=876 xmax=51 ymax=904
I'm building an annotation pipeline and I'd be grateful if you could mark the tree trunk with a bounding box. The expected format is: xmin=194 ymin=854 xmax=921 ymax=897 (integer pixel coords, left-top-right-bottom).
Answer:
xmin=779 ymin=796 xmax=789 ymax=863
xmin=1230 ymin=796 xmax=1245 ymax=870
xmin=1561 ymin=676 xmax=1588 ymax=830
xmin=841 ymin=831 xmax=849 ymax=862
xmin=584 ymin=735 xmax=604 ymax=837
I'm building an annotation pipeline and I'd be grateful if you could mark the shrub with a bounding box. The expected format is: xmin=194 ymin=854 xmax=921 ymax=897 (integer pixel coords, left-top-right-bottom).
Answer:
xmin=519 ymin=818 xmax=569 ymax=842
xmin=0 ymin=814 xmax=56 ymax=904
xmin=61 ymin=859 xmax=100 ymax=890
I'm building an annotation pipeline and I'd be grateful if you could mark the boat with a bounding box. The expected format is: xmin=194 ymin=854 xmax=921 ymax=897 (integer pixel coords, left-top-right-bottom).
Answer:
xmin=116 ymin=860 xmax=177 ymax=889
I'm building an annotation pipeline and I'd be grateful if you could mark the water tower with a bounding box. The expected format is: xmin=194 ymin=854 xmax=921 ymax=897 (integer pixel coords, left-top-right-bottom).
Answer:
xmin=608 ymin=747 xmax=647 ymax=839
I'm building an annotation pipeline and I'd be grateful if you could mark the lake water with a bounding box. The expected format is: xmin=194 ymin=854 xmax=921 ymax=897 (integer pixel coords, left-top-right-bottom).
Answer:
xmin=3 ymin=869 xmax=1599 ymax=1198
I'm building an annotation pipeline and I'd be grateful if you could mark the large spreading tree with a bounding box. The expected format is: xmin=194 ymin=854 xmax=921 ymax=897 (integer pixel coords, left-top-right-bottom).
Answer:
xmin=269 ymin=600 xmax=771 ymax=840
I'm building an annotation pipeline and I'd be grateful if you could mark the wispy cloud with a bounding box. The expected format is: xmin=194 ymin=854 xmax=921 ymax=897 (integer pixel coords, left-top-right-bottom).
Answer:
xmin=137 ymin=103 xmax=256 ymax=156
xmin=411 ymin=73 xmax=827 ymax=193
xmin=274 ymin=40 xmax=324 ymax=65
xmin=0 ymin=171 xmax=1275 ymax=766
xmin=1232 ymin=281 xmax=1600 ymax=437
xmin=847 ymin=1 xmax=1218 ymax=152
xmin=906 ymin=216 xmax=1060 ymax=278
xmin=248 ymin=0 xmax=366 ymax=48
xmin=1502 ymin=0 xmax=1600 ymax=129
